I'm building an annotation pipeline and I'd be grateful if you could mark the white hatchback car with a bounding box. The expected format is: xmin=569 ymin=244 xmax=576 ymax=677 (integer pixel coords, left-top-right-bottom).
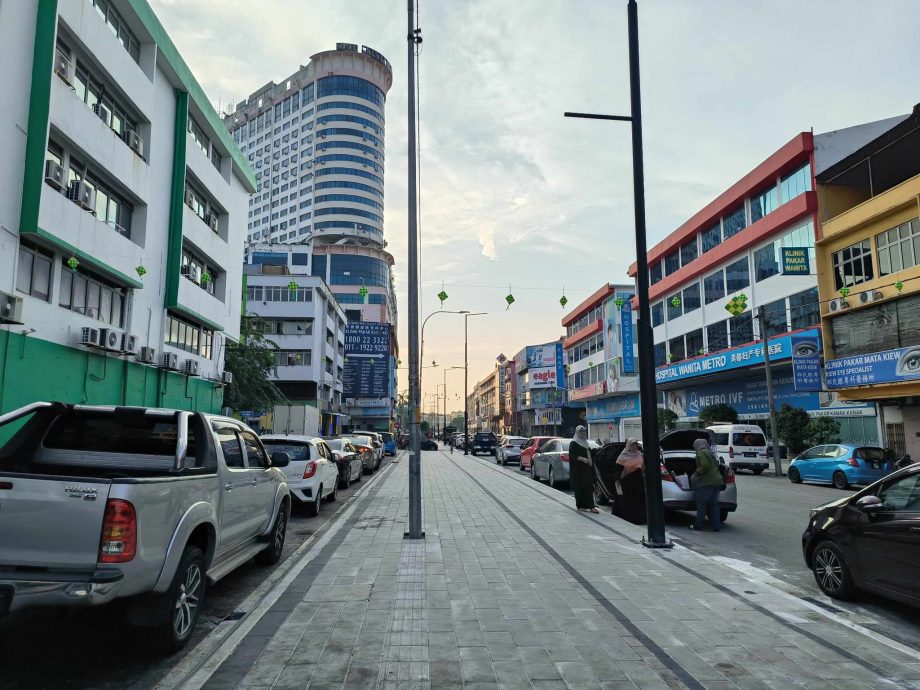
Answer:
xmin=261 ymin=435 xmax=340 ymax=516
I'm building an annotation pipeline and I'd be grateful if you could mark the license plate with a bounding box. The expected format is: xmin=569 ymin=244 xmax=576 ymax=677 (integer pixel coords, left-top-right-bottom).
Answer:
xmin=871 ymin=462 xmax=880 ymax=469
xmin=0 ymin=586 xmax=12 ymax=615
xmin=743 ymin=452 xmax=756 ymax=458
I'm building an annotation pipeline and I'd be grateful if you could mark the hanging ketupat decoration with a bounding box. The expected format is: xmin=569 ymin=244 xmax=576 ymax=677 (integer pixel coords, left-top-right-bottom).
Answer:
xmin=438 ymin=282 xmax=448 ymax=307
xmin=135 ymin=265 xmax=147 ymax=278
xmin=505 ymin=285 xmax=515 ymax=310
xmin=67 ymin=256 xmax=79 ymax=270
xmin=614 ymin=296 xmax=625 ymax=309
xmin=559 ymin=287 xmax=568 ymax=309
xmin=288 ymin=280 xmax=299 ymax=292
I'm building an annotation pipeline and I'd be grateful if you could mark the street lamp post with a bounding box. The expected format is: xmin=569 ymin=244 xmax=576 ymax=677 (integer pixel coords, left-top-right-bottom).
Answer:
xmin=420 ymin=309 xmax=469 ymax=394
xmin=564 ymin=0 xmax=670 ymax=548
xmin=463 ymin=312 xmax=488 ymax=455
xmin=444 ymin=365 xmax=464 ymax=441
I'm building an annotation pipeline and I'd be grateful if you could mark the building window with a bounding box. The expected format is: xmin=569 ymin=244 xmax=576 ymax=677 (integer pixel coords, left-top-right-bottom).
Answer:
xmin=877 ymin=219 xmax=920 ymax=277
xmin=762 ymin=298 xmax=788 ymax=338
xmin=830 ymin=294 xmax=920 ymax=359
xmin=88 ymin=0 xmax=140 ymax=62
xmin=16 ymin=245 xmax=52 ymax=302
xmin=649 ymin=261 xmax=662 ymax=285
xmin=65 ymin=48 xmax=140 ymax=143
xmin=707 ymin=320 xmax=728 ymax=352
xmin=59 ymin=262 xmax=126 ymax=326
xmin=314 ymin=194 xmax=383 ymax=211
xmin=682 ymin=283 xmax=701 ymax=313
xmin=685 ymin=329 xmax=704 ymax=357
xmin=751 ymin=185 xmax=778 ymax=223
xmin=664 ymin=251 xmax=680 ymax=276
xmin=329 ymin=255 xmax=390 ymax=287
xmin=701 ymin=224 xmax=721 ymax=253
xmin=165 ymin=313 xmax=214 ymax=359
xmin=789 ymin=288 xmax=819 ymax=330
xmin=667 ymin=293 xmax=682 ymax=321
xmin=668 ymin=336 xmax=685 ymax=363
xmin=276 ymin=350 xmax=312 ymax=367
xmin=57 ymin=148 xmax=134 ymax=237
xmin=832 ymin=240 xmax=873 ymax=290
xmin=653 ymin=343 xmax=666 ymax=367
xmin=187 ymin=116 xmax=210 ymax=158
xmin=246 ymin=285 xmax=313 ymax=303
xmin=729 ymin=313 xmax=754 ymax=347
xmin=780 ymin=164 xmax=811 ymax=203
xmin=754 ymin=241 xmax=780 ymax=282
xmin=680 ymin=238 xmax=698 ymax=266
xmin=723 ymin=206 xmax=746 ymax=240
xmin=651 ymin=301 xmax=664 ymax=328
xmin=316 ymin=75 xmax=385 ymax=107
xmin=317 ymin=100 xmax=383 ymax=121
xmin=703 ymin=270 xmax=724 ymax=304
xmin=725 ymin=257 xmax=750 ymax=293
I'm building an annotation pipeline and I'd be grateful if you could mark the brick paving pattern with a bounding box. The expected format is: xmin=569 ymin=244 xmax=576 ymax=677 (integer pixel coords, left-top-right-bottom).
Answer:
xmin=202 ymin=451 xmax=920 ymax=689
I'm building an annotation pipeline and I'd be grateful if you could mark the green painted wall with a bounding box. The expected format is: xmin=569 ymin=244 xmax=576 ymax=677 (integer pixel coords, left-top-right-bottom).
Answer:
xmin=0 ymin=331 xmax=223 ymax=444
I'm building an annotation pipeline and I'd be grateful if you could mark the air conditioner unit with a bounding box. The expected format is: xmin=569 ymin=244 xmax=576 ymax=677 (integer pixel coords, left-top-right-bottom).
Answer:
xmin=185 ymin=188 xmax=195 ymax=208
xmin=0 ymin=291 xmax=23 ymax=324
xmin=828 ymin=297 xmax=849 ymax=313
xmin=123 ymin=129 xmax=144 ymax=157
xmin=859 ymin=290 xmax=883 ymax=305
xmin=221 ymin=370 xmax=233 ymax=384
xmin=91 ymin=102 xmax=111 ymax=124
xmin=181 ymin=265 xmax=202 ymax=283
xmin=68 ymin=180 xmax=95 ymax=211
xmin=138 ymin=346 xmax=157 ymax=364
xmin=79 ymin=327 xmax=101 ymax=347
xmin=44 ymin=161 xmax=66 ymax=192
xmin=99 ymin=328 xmax=121 ymax=352
xmin=161 ymin=352 xmax=179 ymax=370
xmin=205 ymin=281 xmax=215 ymax=295
xmin=183 ymin=359 xmax=200 ymax=377
xmin=206 ymin=213 xmax=219 ymax=232
xmin=54 ymin=51 xmax=74 ymax=85
xmin=121 ymin=333 xmax=138 ymax=354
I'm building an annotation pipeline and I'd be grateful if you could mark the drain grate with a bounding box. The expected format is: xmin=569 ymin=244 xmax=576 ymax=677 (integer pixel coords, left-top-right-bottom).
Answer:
xmin=221 ymin=611 xmax=246 ymax=622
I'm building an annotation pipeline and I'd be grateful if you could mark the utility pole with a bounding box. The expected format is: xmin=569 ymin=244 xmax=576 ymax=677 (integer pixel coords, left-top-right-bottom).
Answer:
xmin=757 ymin=306 xmax=782 ymax=477
xmin=405 ymin=0 xmax=423 ymax=539
xmin=564 ymin=0 xmax=669 ymax=548
xmin=464 ymin=316 xmax=469 ymax=455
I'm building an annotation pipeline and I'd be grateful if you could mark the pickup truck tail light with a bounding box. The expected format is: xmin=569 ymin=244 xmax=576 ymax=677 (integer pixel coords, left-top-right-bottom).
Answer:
xmin=303 ymin=461 xmax=317 ymax=479
xmin=99 ymin=498 xmax=136 ymax=563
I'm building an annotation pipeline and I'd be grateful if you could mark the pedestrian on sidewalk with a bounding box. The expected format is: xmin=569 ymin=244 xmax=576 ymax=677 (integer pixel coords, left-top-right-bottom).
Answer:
xmin=613 ymin=439 xmax=646 ymax=524
xmin=570 ymin=426 xmax=599 ymax=513
xmin=691 ymin=438 xmax=723 ymax=531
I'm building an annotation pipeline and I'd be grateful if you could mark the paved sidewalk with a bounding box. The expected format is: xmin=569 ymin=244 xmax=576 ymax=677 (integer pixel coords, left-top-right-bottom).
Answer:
xmin=191 ymin=451 xmax=920 ymax=690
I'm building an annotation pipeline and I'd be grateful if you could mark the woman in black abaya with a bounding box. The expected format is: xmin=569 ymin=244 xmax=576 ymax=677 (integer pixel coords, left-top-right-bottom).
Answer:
xmin=569 ymin=426 xmax=599 ymax=513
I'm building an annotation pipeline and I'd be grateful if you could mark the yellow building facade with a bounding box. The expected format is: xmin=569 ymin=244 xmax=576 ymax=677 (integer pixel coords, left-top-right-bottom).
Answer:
xmin=816 ymin=106 xmax=920 ymax=456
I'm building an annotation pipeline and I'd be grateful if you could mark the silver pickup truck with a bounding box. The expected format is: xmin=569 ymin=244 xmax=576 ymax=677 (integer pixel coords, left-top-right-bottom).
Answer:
xmin=0 ymin=402 xmax=291 ymax=652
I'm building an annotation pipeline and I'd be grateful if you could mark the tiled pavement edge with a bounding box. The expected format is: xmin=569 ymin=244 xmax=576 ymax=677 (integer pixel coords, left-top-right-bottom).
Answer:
xmin=188 ymin=450 xmax=920 ymax=690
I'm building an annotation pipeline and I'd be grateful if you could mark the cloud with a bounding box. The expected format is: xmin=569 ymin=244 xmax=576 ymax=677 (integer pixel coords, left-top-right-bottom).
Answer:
xmin=478 ymin=226 xmax=498 ymax=261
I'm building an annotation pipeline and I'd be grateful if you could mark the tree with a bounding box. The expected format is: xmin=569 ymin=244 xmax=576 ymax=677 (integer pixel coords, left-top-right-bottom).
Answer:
xmin=223 ymin=316 xmax=286 ymax=413
xmin=698 ymin=403 xmax=738 ymax=428
xmin=657 ymin=408 xmax=678 ymax=433
xmin=420 ymin=420 xmax=430 ymax=434
xmin=805 ymin=417 xmax=840 ymax=447
xmin=775 ymin=403 xmax=811 ymax=455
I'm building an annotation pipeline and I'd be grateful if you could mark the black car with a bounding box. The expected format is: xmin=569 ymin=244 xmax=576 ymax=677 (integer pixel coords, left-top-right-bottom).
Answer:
xmin=470 ymin=431 xmax=497 ymax=456
xmin=802 ymin=463 xmax=920 ymax=606
xmin=420 ymin=438 xmax=438 ymax=451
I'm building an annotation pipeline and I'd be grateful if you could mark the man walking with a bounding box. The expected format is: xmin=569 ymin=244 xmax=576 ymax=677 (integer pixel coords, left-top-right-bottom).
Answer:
xmin=690 ymin=438 xmax=723 ymax=531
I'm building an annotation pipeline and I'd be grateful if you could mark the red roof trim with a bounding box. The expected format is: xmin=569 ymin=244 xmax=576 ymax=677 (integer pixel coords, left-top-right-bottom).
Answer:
xmin=563 ymin=319 xmax=602 ymax=349
xmin=561 ymin=284 xmax=614 ymax=327
xmin=629 ymin=132 xmax=814 ymax=276
xmin=645 ymin=191 xmax=817 ymax=303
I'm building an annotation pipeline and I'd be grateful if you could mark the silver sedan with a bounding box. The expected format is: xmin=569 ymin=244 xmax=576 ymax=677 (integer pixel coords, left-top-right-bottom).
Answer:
xmin=496 ymin=436 xmax=528 ymax=465
xmin=532 ymin=437 xmax=600 ymax=490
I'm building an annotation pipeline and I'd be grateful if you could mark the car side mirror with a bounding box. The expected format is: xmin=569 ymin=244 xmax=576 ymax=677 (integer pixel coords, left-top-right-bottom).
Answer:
xmin=271 ymin=451 xmax=291 ymax=468
xmin=855 ymin=495 xmax=884 ymax=512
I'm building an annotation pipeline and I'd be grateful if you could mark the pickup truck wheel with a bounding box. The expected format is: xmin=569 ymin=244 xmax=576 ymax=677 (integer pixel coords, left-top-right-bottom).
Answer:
xmin=256 ymin=500 xmax=289 ymax=566
xmin=152 ymin=545 xmax=206 ymax=653
xmin=306 ymin=487 xmax=321 ymax=517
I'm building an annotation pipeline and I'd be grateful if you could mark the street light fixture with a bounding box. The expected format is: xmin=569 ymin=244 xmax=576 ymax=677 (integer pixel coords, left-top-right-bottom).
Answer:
xmin=420 ymin=309 xmax=470 ymax=393
xmin=463 ymin=313 xmax=488 ymax=455
xmin=444 ymin=365 xmax=464 ymax=441
xmin=564 ymin=0 xmax=670 ymax=549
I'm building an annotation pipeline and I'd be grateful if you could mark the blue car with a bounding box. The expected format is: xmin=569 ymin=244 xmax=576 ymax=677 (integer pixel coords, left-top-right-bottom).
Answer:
xmin=380 ymin=431 xmax=396 ymax=456
xmin=789 ymin=444 xmax=894 ymax=489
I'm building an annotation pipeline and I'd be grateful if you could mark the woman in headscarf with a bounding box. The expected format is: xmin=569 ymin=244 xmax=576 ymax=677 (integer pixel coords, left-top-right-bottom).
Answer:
xmin=691 ymin=438 xmax=723 ymax=531
xmin=612 ymin=439 xmax=646 ymax=524
xmin=569 ymin=426 xmax=598 ymax=513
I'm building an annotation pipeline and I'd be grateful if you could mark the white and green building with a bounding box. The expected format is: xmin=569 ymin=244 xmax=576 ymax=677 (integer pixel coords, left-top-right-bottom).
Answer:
xmin=0 ymin=0 xmax=255 ymax=426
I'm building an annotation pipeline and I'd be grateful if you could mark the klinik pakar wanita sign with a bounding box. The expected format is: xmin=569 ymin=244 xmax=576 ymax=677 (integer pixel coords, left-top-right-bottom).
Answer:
xmin=343 ymin=322 xmax=391 ymax=406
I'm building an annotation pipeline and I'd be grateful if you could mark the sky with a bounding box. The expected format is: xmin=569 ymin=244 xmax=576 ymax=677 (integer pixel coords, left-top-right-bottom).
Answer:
xmin=151 ymin=0 xmax=920 ymax=411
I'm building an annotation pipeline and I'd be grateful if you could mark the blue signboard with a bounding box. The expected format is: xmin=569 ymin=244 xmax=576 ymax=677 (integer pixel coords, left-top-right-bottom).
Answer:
xmin=620 ymin=299 xmax=635 ymax=374
xmin=654 ymin=330 xmax=820 ymax=384
xmin=782 ymin=247 xmax=811 ymax=275
xmin=586 ymin=394 xmax=642 ymax=422
xmin=791 ymin=335 xmax=822 ymax=391
xmin=826 ymin=347 xmax=920 ymax=389
xmin=343 ymin=323 xmax=391 ymax=401
xmin=664 ymin=373 xmax=874 ymax=419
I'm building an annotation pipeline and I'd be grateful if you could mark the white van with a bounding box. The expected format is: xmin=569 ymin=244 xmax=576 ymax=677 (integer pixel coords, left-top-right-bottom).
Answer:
xmin=706 ymin=423 xmax=768 ymax=474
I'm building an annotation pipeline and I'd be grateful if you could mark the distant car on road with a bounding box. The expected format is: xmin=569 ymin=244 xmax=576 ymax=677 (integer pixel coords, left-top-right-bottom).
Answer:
xmin=707 ymin=423 xmax=768 ymax=474
xmin=789 ymin=444 xmax=895 ymax=489
xmin=341 ymin=434 xmax=379 ymax=473
xmin=379 ymin=432 xmax=396 ymax=456
xmin=470 ymin=431 xmax=497 ymax=456
xmin=420 ymin=438 xmax=438 ymax=451
xmin=519 ymin=436 xmax=553 ymax=471
xmin=802 ymin=463 xmax=920 ymax=605
xmin=322 ymin=437 xmax=364 ymax=488
xmin=496 ymin=436 xmax=528 ymax=466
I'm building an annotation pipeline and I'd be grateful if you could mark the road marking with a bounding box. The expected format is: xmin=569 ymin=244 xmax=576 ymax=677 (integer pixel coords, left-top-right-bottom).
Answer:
xmin=158 ymin=453 xmax=403 ymax=690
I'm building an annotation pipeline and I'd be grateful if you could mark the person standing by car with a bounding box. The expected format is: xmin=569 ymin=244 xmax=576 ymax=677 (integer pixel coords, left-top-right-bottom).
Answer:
xmin=691 ymin=438 xmax=723 ymax=531
xmin=613 ymin=439 xmax=646 ymax=524
xmin=570 ymin=426 xmax=599 ymax=513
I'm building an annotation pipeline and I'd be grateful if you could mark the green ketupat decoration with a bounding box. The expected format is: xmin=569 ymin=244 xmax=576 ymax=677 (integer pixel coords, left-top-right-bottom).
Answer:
xmin=614 ymin=297 xmax=625 ymax=309
xmin=505 ymin=285 xmax=515 ymax=310
xmin=896 ymin=280 xmax=904 ymax=293
xmin=839 ymin=286 xmax=850 ymax=298
xmin=359 ymin=285 xmax=368 ymax=299
xmin=67 ymin=256 xmax=79 ymax=270
xmin=438 ymin=282 xmax=448 ymax=307
xmin=200 ymin=271 xmax=211 ymax=284
xmin=671 ymin=295 xmax=681 ymax=308
xmin=288 ymin=281 xmax=299 ymax=292
xmin=559 ymin=289 xmax=568 ymax=309
xmin=135 ymin=265 xmax=147 ymax=277
xmin=725 ymin=293 xmax=748 ymax=317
